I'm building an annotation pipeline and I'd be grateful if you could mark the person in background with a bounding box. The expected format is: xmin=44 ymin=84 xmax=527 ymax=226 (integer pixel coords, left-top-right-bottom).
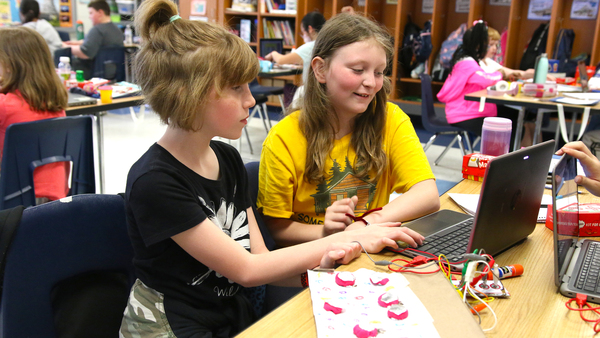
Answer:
xmin=0 ymin=27 xmax=68 ymax=204
xmin=557 ymin=141 xmax=600 ymax=197
xmin=481 ymin=27 xmax=554 ymax=82
xmin=19 ymin=0 xmax=63 ymax=57
xmin=257 ymin=14 xmax=439 ymax=248
xmin=264 ymin=11 xmax=326 ymax=106
xmin=63 ymin=0 xmax=123 ymax=79
xmin=119 ymin=1 xmax=424 ymax=336
xmin=437 ymin=21 xmax=526 ymax=148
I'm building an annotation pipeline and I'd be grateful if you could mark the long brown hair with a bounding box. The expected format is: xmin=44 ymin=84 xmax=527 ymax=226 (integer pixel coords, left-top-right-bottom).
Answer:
xmin=134 ymin=0 xmax=259 ymax=131
xmin=0 ymin=27 xmax=67 ymax=112
xmin=301 ymin=13 xmax=393 ymax=184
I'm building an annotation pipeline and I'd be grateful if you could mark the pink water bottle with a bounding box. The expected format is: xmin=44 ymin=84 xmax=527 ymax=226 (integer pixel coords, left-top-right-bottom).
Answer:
xmin=480 ymin=117 xmax=512 ymax=156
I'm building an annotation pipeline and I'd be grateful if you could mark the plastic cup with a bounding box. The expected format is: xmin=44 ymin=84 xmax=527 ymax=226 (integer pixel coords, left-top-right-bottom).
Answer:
xmin=98 ymin=86 xmax=113 ymax=104
xmin=481 ymin=117 xmax=512 ymax=156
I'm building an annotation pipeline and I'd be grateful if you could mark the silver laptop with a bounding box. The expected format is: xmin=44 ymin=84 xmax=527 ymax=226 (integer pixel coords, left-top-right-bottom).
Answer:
xmin=67 ymin=92 xmax=98 ymax=107
xmin=552 ymin=153 xmax=600 ymax=302
xmin=402 ymin=140 xmax=555 ymax=261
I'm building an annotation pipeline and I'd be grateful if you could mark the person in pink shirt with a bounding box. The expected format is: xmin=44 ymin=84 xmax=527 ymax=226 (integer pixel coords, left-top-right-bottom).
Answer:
xmin=0 ymin=27 xmax=69 ymax=204
xmin=437 ymin=21 xmax=520 ymax=147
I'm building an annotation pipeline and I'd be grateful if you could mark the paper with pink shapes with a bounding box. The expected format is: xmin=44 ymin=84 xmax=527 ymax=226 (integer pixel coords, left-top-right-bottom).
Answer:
xmin=308 ymin=268 xmax=440 ymax=338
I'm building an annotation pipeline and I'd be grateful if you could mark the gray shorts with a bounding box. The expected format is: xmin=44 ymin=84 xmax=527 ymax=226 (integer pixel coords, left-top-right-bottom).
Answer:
xmin=120 ymin=279 xmax=177 ymax=338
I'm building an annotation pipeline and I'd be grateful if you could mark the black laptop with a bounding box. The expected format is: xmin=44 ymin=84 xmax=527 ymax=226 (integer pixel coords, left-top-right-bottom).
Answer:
xmin=67 ymin=92 xmax=98 ymax=107
xmin=552 ymin=153 xmax=600 ymax=302
xmin=402 ymin=140 xmax=555 ymax=261
xmin=259 ymin=38 xmax=283 ymax=58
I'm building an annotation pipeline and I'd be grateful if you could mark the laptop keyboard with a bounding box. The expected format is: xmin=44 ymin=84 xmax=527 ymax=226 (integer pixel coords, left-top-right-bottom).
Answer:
xmin=416 ymin=218 xmax=474 ymax=262
xmin=575 ymin=241 xmax=600 ymax=292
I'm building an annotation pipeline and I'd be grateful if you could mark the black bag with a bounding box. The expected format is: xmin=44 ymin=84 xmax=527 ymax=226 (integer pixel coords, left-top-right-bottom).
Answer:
xmin=400 ymin=19 xmax=421 ymax=74
xmin=552 ymin=28 xmax=575 ymax=73
xmin=519 ymin=23 xmax=549 ymax=70
xmin=414 ymin=20 xmax=433 ymax=64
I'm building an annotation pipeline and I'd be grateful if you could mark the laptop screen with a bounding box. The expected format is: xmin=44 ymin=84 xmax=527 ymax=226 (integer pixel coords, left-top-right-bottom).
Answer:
xmin=552 ymin=154 xmax=580 ymax=287
xmin=259 ymin=39 xmax=283 ymax=58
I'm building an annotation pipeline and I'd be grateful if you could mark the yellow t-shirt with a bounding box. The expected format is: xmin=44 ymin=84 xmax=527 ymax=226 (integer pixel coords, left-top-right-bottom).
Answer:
xmin=257 ymin=102 xmax=435 ymax=225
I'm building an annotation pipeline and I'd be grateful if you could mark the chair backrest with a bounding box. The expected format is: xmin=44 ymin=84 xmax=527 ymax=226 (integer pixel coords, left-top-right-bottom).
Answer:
xmin=57 ymin=30 xmax=70 ymax=42
xmin=54 ymin=47 xmax=72 ymax=67
xmin=0 ymin=116 xmax=95 ymax=210
xmin=0 ymin=194 xmax=135 ymax=337
xmin=244 ymin=161 xmax=276 ymax=251
xmin=419 ymin=73 xmax=440 ymax=133
xmin=93 ymin=45 xmax=126 ymax=82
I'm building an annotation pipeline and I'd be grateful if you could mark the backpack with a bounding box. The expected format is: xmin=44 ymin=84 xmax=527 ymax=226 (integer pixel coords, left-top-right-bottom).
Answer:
xmin=400 ymin=19 xmax=421 ymax=74
xmin=438 ymin=23 xmax=467 ymax=70
xmin=552 ymin=28 xmax=575 ymax=73
xmin=414 ymin=20 xmax=433 ymax=64
xmin=519 ymin=23 xmax=549 ymax=70
xmin=431 ymin=52 xmax=448 ymax=82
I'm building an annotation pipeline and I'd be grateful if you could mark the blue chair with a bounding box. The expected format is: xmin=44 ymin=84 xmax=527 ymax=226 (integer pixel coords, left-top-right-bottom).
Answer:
xmin=54 ymin=47 xmax=72 ymax=67
xmin=243 ymin=161 xmax=301 ymax=316
xmin=249 ymin=79 xmax=285 ymax=128
xmin=420 ymin=74 xmax=471 ymax=165
xmin=240 ymin=95 xmax=270 ymax=155
xmin=0 ymin=116 xmax=96 ymax=210
xmin=56 ymin=30 xmax=70 ymax=42
xmin=93 ymin=46 xmax=126 ymax=82
xmin=0 ymin=194 xmax=135 ymax=337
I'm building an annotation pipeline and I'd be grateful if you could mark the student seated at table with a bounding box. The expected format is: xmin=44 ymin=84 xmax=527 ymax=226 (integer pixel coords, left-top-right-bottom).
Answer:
xmin=257 ymin=14 xmax=440 ymax=248
xmin=437 ymin=21 xmax=526 ymax=148
xmin=19 ymin=0 xmax=63 ymax=56
xmin=119 ymin=1 xmax=424 ymax=336
xmin=0 ymin=27 xmax=68 ymax=204
xmin=63 ymin=0 xmax=123 ymax=79
xmin=264 ymin=11 xmax=326 ymax=107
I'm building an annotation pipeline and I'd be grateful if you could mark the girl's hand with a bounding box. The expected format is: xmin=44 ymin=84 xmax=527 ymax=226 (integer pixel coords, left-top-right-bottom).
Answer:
xmin=557 ymin=141 xmax=600 ymax=197
xmin=319 ymin=242 xmax=362 ymax=268
xmin=323 ymin=196 xmax=358 ymax=236
xmin=349 ymin=225 xmax=424 ymax=253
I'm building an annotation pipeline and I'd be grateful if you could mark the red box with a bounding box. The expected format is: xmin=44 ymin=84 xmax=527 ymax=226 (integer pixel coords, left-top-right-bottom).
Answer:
xmin=545 ymin=203 xmax=600 ymax=237
xmin=462 ymin=153 xmax=495 ymax=182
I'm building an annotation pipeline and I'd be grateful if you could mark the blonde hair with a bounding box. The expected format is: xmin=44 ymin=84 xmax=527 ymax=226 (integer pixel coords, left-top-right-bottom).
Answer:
xmin=0 ymin=27 xmax=67 ymax=112
xmin=134 ymin=0 xmax=259 ymax=130
xmin=488 ymin=27 xmax=500 ymax=42
xmin=301 ymin=13 xmax=393 ymax=184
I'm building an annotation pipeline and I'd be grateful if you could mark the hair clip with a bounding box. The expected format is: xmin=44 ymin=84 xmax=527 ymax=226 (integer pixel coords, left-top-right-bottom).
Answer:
xmin=170 ymin=15 xmax=181 ymax=23
xmin=473 ymin=20 xmax=487 ymax=27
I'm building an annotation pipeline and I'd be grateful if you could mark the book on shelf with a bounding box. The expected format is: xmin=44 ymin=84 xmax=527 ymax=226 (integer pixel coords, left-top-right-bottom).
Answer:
xmin=262 ymin=19 xmax=295 ymax=46
xmin=240 ymin=19 xmax=252 ymax=43
xmin=231 ymin=0 xmax=257 ymax=12
xmin=262 ymin=0 xmax=296 ymax=14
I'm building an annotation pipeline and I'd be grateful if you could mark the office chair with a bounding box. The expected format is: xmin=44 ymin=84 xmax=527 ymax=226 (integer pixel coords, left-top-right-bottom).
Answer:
xmin=56 ymin=30 xmax=70 ymax=42
xmin=249 ymin=79 xmax=285 ymax=128
xmin=0 ymin=116 xmax=96 ymax=210
xmin=54 ymin=47 xmax=72 ymax=67
xmin=0 ymin=194 xmax=135 ymax=337
xmin=93 ymin=45 xmax=126 ymax=82
xmin=420 ymin=74 xmax=471 ymax=165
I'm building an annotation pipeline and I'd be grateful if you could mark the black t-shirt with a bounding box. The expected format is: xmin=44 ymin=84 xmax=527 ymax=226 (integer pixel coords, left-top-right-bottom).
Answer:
xmin=125 ymin=141 xmax=255 ymax=337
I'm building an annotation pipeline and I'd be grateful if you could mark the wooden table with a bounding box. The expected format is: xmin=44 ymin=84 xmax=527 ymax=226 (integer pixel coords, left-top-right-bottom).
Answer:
xmin=66 ymin=95 xmax=144 ymax=192
xmin=238 ymin=179 xmax=600 ymax=337
xmin=465 ymin=89 xmax=600 ymax=151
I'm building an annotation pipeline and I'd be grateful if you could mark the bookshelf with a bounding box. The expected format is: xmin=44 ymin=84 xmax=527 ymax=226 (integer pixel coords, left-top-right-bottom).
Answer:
xmin=213 ymin=0 xmax=600 ymax=113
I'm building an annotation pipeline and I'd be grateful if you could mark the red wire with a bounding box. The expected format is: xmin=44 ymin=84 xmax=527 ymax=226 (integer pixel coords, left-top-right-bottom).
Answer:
xmin=388 ymin=258 xmax=441 ymax=274
xmin=565 ymin=297 xmax=600 ymax=333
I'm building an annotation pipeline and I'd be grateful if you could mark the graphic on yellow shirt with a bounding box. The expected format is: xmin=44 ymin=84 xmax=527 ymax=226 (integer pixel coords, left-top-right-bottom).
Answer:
xmin=311 ymin=157 xmax=376 ymax=216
